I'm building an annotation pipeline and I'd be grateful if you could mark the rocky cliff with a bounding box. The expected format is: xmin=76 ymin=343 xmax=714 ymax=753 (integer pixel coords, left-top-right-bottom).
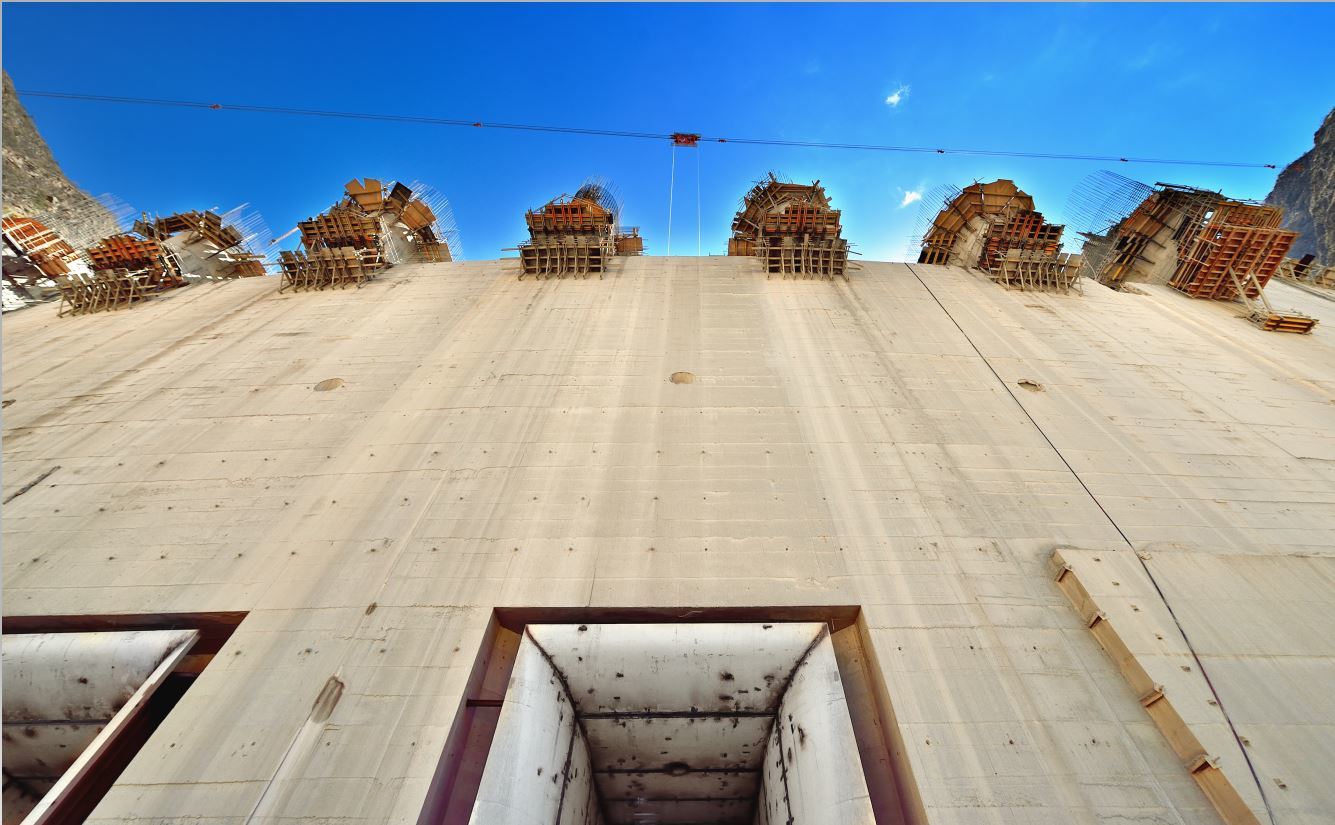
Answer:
xmin=1267 ymin=106 xmax=1335 ymax=263
xmin=2 ymin=70 xmax=116 ymax=235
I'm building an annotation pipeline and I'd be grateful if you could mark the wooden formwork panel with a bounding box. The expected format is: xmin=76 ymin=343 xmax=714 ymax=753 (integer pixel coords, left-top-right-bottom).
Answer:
xmin=278 ymin=247 xmax=381 ymax=293
xmin=731 ymin=177 xmax=849 ymax=279
xmin=298 ymin=209 xmax=381 ymax=253
xmin=923 ymin=180 xmax=1036 ymax=244
xmin=385 ymin=182 xmax=413 ymax=216
xmin=86 ymin=235 xmax=184 ymax=289
xmin=1213 ymin=201 xmax=1284 ymax=229
xmin=53 ymin=267 xmax=182 ymax=316
xmin=518 ymin=240 xmax=611 ymax=280
xmin=731 ymin=177 xmax=836 ymax=239
xmin=918 ymin=183 xmax=1058 ymax=271
xmin=730 ymin=176 xmax=844 ymax=267
xmin=2 ymin=216 xmax=80 ymax=276
xmin=917 ymin=233 xmax=954 ymax=266
xmin=1251 ymin=312 xmax=1318 ymax=334
xmin=525 ymin=201 xmax=614 ymax=235
xmin=219 ymin=257 xmax=267 ymax=279
xmin=144 ymin=211 xmax=243 ymax=250
xmin=614 ymin=231 xmax=644 ymax=256
xmin=760 ymin=238 xmax=848 ymax=280
xmin=727 ymin=237 xmax=755 ymax=257
xmin=417 ymin=242 xmax=452 ymax=263
xmin=344 ymin=178 xmax=385 ymax=214
xmin=760 ymin=207 xmax=842 ymax=237
xmin=980 ymin=211 xmax=1063 ymax=272
xmin=400 ymin=200 xmax=437 ymax=233
xmin=87 ymin=235 xmax=163 ymax=270
xmin=991 ymin=250 xmax=1083 ymax=293
xmin=1171 ymin=224 xmax=1297 ymax=301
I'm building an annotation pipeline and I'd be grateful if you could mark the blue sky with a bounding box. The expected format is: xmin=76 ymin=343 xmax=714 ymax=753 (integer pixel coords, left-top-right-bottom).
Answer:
xmin=4 ymin=3 xmax=1333 ymax=262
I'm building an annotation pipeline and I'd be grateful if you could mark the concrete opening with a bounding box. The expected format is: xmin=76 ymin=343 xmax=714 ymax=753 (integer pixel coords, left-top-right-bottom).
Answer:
xmin=1 ymin=612 xmax=244 ymax=825
xmin=467 ymin=622 xmax=875 ymax=825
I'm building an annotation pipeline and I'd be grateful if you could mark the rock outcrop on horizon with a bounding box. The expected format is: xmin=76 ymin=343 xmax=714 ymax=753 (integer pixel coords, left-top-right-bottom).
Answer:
xmin=2 ymin=70 xmax=116 ymax=234
xmin=1267 ymin=106 xmax=1335 ymax=263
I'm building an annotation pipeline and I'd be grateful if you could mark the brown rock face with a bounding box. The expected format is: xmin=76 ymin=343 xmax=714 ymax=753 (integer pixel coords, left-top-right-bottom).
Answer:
xmin=2 ymin=70 xmax=116 ymax=233
xmin=1267 ymin=107 xmax=1335 ymax=263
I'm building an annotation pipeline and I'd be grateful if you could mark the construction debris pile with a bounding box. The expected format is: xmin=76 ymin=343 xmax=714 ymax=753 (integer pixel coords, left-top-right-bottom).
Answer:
xmin=280 ymin=178 xmax=454 ymax=292
xmin=917 ymin=180 xmax=1078 ymax=292
xmin=134 ymin=210 xmax=267 ymax=280
xmin=517 ymin=181 xmax=642 ymax=280
xmin=1080 ymin=181 xmax=1314 ymax=333
xmin=728 ymin=174 xmax=848 ymax=280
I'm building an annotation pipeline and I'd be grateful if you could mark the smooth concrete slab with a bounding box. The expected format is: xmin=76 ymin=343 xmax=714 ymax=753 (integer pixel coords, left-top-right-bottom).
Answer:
xmin=3 ymin=257 xmax=1334 ymax=824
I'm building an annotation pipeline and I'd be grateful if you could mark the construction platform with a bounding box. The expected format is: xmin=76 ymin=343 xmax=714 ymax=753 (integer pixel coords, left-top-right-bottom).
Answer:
xmin=728 ymin=174 xmax=850 ymax=280
xmin=3 ymin=258 xmax=1335 ymax=825
xmin=515 ymin=183 xmax=641 ymax=280
xmin=917 ymin=180 xmax=1077 ymax=291
xmin=280 ymin=179 xmax=454 ymax=292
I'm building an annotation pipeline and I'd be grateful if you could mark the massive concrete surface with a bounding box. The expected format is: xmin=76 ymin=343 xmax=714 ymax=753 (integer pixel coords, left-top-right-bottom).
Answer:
xmin=3 ymin=257 xmax=1334 ymax=824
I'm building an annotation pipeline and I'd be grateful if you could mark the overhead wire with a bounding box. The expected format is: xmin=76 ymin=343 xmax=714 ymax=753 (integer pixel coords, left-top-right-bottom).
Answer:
xmin=14 ymin=89 xmax=1279 ymax=170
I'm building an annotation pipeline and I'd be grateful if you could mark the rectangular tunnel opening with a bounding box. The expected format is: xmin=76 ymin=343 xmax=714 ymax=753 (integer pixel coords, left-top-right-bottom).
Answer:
xmin=1 ymin=612 xmax=245 ymax=825
xmin=419 ymin=608 xmax=924 ymax=825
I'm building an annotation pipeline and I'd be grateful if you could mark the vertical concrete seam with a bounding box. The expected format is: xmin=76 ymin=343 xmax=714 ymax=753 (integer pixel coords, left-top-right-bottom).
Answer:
xmin=904 ymin=263 xmax=1278 ymax=825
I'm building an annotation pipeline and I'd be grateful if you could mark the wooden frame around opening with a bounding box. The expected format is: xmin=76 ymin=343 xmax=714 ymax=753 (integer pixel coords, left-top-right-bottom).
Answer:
xmin=415 ymin=606 xmax=928 ymax=825
xmin=1 ymin=612 xmax=246 ymax=823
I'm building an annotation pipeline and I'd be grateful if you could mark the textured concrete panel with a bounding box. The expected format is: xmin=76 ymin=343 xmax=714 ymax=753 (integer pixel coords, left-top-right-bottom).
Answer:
xmin=3 ymin=257 xmax=1333 ymax=824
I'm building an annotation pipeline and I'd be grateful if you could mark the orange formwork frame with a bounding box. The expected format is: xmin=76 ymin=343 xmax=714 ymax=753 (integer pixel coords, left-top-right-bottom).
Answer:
xmin=729 ymin=174 xmax=849 ymax=281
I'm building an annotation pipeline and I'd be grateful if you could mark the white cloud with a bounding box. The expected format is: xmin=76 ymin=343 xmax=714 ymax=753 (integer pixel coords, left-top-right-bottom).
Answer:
xmin=884 ymin=84 xmax=910 ymax=107
xmin=900 ymin=190 xmax=922 ymax=208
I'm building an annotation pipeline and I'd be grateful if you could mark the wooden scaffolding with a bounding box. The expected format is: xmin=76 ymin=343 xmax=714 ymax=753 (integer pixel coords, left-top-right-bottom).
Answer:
xmin=517 ymin=191 xmax=618 ymax=280
xmin=135 ymin=210 xmax=267 ymax=279
xmin=53 ymin=233 xmax=186 ymax=315
xmin=280 ymin=177 xmax=454 ymax=292
xmin=728 ymin=173 xmax=849 ymax=280
xmin=918 ymin=180 xmax=1072 ymax=291
xmin=2 ymin=216 xmax=82 ymax=278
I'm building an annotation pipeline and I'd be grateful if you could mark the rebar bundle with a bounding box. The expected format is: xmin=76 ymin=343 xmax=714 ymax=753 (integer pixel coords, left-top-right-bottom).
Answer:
xmin=905 ymin=184 xmax=961 ymax=260
xmin=27 ymin=193 xmax=133 ymax=251
xmin=405 ymin=181 xmax=463 ymax=263
xmin=1065 ymin=171 xmax=1156 ymax=247
xmin=574 ymin=176 xmax=643 ymax=257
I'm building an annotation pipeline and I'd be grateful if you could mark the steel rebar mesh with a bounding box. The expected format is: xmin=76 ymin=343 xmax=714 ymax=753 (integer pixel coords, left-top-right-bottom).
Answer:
xmin=906 ymin=184 xmax=962 ymax=259
xmin=405 ymin=180 xmax=464 ymax=262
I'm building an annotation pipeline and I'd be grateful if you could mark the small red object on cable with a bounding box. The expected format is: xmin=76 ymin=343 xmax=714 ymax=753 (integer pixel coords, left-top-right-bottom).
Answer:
xmin=671 ymin=132 xmax=700 ymax=147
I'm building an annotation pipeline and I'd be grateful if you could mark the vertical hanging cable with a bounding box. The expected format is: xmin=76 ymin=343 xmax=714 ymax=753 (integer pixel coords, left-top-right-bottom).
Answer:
xmin=696 ymin=147 xmax=703 ymax=257
xmin=667 ymin=144 xmax=677 ymax=255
